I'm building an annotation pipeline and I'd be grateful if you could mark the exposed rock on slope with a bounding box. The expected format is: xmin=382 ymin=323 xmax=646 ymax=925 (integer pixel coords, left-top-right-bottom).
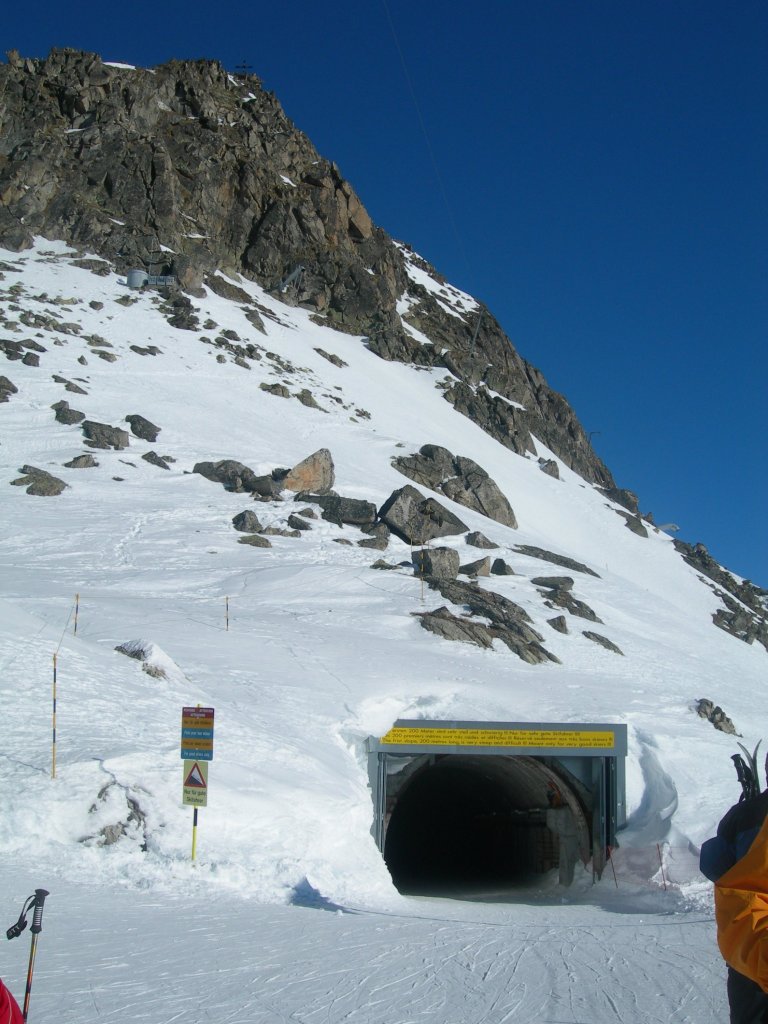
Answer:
xmin=0 ymin=47 xmax=612 ymax=487
xmin=675 ymin=540 xmax=768 ymax=652
xmin=379 ymin=485 xmax=468 ymax=543
xmin=393 ymin=445 xmax=517 ymax=528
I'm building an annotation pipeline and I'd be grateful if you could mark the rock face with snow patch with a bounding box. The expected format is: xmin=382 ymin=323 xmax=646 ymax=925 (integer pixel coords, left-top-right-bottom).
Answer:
xmin=0 ymin=47 xmax=615 ymax=488
xmin=675 ymin=540 xmax=768 ymax=652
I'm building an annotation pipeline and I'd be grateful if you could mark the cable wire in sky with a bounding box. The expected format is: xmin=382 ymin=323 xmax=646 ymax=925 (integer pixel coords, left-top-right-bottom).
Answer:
xmin=380 ymin=0 xmax=477 ymax=296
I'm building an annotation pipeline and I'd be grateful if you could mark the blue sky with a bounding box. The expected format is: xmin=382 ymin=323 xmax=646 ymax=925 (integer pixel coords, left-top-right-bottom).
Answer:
xmin=5 ymin=1 xmax=767 ymax=585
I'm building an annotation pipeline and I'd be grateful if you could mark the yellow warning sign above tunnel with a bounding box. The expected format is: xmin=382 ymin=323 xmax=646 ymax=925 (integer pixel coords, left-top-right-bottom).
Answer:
xmin=379 ymin=726 xmax=616 ymax=749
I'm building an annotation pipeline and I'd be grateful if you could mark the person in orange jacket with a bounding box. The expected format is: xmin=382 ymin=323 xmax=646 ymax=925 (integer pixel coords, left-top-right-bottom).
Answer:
xmin=715 ymin=814 xmax=768 ymax=1012
xmin=0 ymin=978 xmax=23 ymax=1024
xmin=701 ymin=789 xmax=768 ymax=1022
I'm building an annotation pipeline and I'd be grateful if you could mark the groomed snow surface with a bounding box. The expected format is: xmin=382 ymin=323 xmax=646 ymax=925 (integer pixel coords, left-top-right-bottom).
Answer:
xmin=1 ymin=240 xmax=764 ymax=1021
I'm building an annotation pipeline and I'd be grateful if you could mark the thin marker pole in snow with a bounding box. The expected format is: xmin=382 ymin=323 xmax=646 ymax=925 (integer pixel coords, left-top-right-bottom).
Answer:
xmin=73 ymin=593 xmax=79 ymax=635
xmin=656 ymin=843 xmax=668 ymax=890
xmin=225 ymin=596 xmax=229 ymax=632
xmin=51 ymin=654 xmax=57 ymax=780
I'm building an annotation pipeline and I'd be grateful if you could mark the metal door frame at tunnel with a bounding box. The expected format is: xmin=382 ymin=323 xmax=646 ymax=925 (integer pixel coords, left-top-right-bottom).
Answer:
xmin=366 ymin=720 xmax=628 ymax=886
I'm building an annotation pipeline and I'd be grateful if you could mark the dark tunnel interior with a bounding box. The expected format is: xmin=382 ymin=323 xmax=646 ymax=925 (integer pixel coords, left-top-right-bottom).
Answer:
xmin=382 ymin=755 xmax=587 ymax=896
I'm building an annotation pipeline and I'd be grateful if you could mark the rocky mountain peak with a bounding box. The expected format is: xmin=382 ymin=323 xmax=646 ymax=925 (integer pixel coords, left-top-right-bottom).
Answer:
xmin=0 ymin=47 xmax=612 ymax=486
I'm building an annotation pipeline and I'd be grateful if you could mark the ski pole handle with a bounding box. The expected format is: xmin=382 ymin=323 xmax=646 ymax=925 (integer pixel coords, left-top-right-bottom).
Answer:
xmin=30 ymin=891 xmax=48 ymax=934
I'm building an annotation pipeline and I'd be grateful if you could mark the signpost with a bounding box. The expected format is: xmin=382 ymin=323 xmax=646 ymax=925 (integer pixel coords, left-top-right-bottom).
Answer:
xmin=181 ymin=706 xmax=214 ymax=860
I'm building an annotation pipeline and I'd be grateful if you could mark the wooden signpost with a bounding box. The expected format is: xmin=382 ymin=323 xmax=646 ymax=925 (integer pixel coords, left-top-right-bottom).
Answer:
xmin=181 ymin=706 xmax=214 ymax=860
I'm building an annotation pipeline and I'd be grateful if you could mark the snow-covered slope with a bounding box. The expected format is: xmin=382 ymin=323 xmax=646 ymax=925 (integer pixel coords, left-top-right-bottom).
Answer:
xmin=1 ymin=239 xmax=764 ymax=1020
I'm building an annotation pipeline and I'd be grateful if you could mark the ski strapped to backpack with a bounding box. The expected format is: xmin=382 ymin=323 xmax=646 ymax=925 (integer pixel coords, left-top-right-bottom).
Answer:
xmin=731 ymin=741 xmax=764 ymax=802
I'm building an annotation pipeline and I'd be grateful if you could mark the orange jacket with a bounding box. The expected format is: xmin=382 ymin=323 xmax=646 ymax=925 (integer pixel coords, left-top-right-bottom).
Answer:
xmin=716 ymin=813 xmax=768 ymax=991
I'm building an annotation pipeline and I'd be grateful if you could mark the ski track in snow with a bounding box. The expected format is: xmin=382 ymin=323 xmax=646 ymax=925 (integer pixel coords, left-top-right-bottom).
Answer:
xmin=3 ymin=870 xmax=726 ymax=1024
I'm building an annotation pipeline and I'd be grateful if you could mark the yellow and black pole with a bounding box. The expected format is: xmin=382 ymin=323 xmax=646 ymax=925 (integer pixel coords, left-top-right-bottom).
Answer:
xmin=51 ymin=654 xmax=57 ymax=780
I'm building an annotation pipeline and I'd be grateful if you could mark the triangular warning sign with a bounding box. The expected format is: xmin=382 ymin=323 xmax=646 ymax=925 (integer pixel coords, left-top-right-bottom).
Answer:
xmin=184 ymin=762 xmax=207 ymax=788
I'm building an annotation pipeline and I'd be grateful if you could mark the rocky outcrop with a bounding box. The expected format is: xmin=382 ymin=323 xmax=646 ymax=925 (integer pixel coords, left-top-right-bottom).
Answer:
xmin=142 ymin=451 xmax=171 ymax=470
xmin=393 ymin=445 xmax=517 ymax=528
xmin=299 ymin=494 xmax=377 ymax=528
xmin=0 ymin=48 xmax=615 ymax=489
xmin=600 ymin=486 xmax=641 ymax=515
xmin=545 ymin=590 xmax=602 ymax=623
xmin=194 ymin=450 xmax=336 ymax=501
xmin=431 ymin=578 xmax=532 ymax=631
xmin=538 ymin=458 xmax=560 ymax=479
xmin=696 ymin=698 xmax=738 ymax=736
xmin=617 ymin=511 xmax=648 ymax=538
xmin=532 ymin=576 xmax=574 ymax=591
xmin=491 ymin=559 xmax=515 ymax=576
xmin=357 ymin=523 xmax=390 ymax=550
xmin=64 ymin=454 xmax=98 ymax=468
xmin=378 ymin=485 xmax=468 ymax=544
xmin=287 ymin=514 xmax=312 ymax=532
xmin=283 ymin=449 xmax=334 ymax=494
xmin=515 ymin=546 xmax=600 ymax=578
xmin=11 ymin=465 xmax=68 ymax=495
xmin=193 ymin=459 xmax=282 ymax=498
xmin=232 ymin=510 xmax=263 ymax=533
xmin=418 ymin=578 xmax=558 ymax=665
xmin=415 ymin=607 xmax=495 ymax=651
xmin=0 ymin=376 xmax=17 ymax=402
xmin=674 ymin=540 xmax=768 ymax=652
xmin=52 ymin=399 xmax=85 ymax=424
xmin=82 ymin=420 xmax=130 ymax=449
xmin=412 ymin=547 xmax=460 ymax=580
xmin=460 ymin=556 xmax=491 ymax=578
xmin=583 ymin=632 xmax=623 ymax=655
xmin=713 ymin=599 xmax=768 ymax=652
xmin=237 ymin=534 xmax=272 ymax=548
xmin=125 ymin=414 xmax=160 ymax=442
xmin=465 ymin=531 xmax=497 ymax=549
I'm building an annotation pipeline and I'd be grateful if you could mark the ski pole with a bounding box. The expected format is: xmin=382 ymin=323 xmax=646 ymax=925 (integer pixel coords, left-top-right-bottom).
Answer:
xmin=21 ymin=889 xmax=48 ymax=1022
xmin=6 ymin=889 xmax=49 ymax=1022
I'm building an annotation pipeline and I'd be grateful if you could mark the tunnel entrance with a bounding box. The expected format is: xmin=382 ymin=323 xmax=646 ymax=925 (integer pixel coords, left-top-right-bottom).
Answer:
xmin=367 ymin=721 xmax=627 ymax=896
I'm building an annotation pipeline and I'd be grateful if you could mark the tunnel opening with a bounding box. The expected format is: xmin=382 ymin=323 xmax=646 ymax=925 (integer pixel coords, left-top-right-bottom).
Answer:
xmin=368 ymin=720 xmax=627 ymax=898
xmin=382 ymin=754 xmax=591 ymax=896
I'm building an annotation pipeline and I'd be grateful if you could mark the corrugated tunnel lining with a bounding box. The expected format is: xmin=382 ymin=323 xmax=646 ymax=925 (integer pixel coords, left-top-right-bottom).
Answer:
xmin=382 ymin=754 xmax=590 ymax=893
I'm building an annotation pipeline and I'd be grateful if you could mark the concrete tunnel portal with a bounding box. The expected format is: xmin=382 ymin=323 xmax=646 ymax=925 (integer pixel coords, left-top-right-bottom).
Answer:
xmin=367 ymin=721 xmax=627 ymax=896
